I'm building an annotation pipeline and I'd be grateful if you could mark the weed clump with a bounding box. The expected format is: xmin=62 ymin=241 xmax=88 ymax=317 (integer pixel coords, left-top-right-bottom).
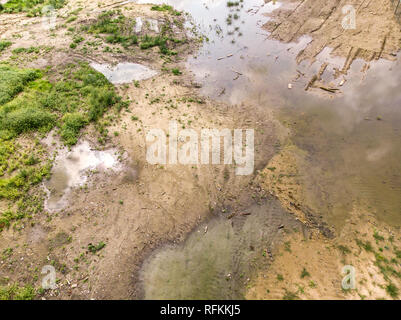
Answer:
xmin=150 ymin=4 xmax=181 ymax=16
xmin=88 ymin=241 xmax=106 ymax=253
xmin=0 ymin=41 xmax=12 ymax=52
xmin=87 ymin=10 xmax=183 ymax=55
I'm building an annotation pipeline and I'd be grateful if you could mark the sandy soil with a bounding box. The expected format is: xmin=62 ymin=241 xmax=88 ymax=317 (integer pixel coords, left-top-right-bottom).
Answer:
xmin=247 ymin=207 xmax=401 ymax=300
xmin=264 ymin=0 xmax=401 ymax=93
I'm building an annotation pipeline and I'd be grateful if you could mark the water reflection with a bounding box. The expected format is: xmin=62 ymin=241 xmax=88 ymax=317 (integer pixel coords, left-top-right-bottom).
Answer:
xmin=138 ymin=0 xmax=401 ymax=227
xmin=91 ymin=62 xmax=158 ymax=84
xmin=44 ymin=141 xmax=121 ymax=212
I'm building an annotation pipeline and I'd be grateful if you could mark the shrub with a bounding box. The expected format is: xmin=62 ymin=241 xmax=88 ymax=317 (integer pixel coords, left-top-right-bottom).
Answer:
xmin=60 ymin=113 xmax=87 ymax=145
xmin=0 ymin=41 xmax=12 ymax=52
xmin=0 ymin=106 xmax=55 ymax=135
xmin=0 ymin=64 xmax=41 ymax=105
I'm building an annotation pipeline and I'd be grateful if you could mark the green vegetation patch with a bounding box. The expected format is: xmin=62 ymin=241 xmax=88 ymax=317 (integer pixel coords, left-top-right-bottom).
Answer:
xmin=0 ymin=64 xmax=41 ymax=105
xmin=1 ymin=62 xmax=120 ymax=144
xmin=86 ymin=11 xmax=138 ymax=47
xmin=386 ymin=283 xmax=399 ymax=299
xmin=85 ymin=10 xmax=184 ymax=55
xmin=88 ymin=241 xmax=106 ymax=254
xmin=0 ymin=0 xmax=66 ymax=17
xmin=150 ymin=4 xmax=181 ymax=16
xmin=0 ymin=283 xmax=35 ymax=300
xmin=0 ymin=62 xmax=122 ymax=228
xmin=0 ymin=41 xmax=12 ymax=52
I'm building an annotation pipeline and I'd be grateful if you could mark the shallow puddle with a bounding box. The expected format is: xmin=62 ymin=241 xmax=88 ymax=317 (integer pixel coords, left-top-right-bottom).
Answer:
xmin=44 ymin=140 xmax=121 ymax=212
xmin=90 ymin=62 xmax=158 ymax=84
xmin=140 ymin=201 xmax=301 ymax=299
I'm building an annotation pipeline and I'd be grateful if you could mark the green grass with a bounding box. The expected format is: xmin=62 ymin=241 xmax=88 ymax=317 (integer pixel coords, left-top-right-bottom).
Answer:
xmin=0 ymin=64 xmax=41 ymax=105
xmin=386 ymin=283 xmax=399 ymax=299
xmin=337 ymin=244 xmax=351 ymax=255
xmin=86 ymin=10 xmax=182 ymax=55
xmin=0 ymin=63 xmax=119 ymax=143
xmin=12 ymin=46 xmax=40 ymax=55
xmin=150 ymin=4 xmax=181 ymax=16
xmin=355 ymin=239 xmax=374 ymax=252
xmin=0 ymin=284 xmax=35 ymax=300
xmin=87 ymin=11 xmax=137 ymax=47
xmin=373 ymin=230 xmax=385 ymax=242
xmin=171 ymin=68 xmax=182 ymax=75
xmin=282 ymin=289 xmax=299 ymax=300
xmin=88 ymin=241 xmax=106 ymax=253
xmin=0 ymin=41 xmax=12 ymax=52
xmin=0 ymin=0 xmax=66 ymax=17
xmin=0 ymin=62 xmax=122 ymax=226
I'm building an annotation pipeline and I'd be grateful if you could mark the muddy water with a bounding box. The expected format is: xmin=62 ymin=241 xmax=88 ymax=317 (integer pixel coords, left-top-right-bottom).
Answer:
xmin=90 ymin=62 xmax=158 ymax=84
xmin=140 ymin=201 xmax=301 ymax=299
xmin=44 ymin=140 xmax=121 ymax=212
xmin=137 ymin=0 xmax=401 ymax=228
xmin=136 ymin=0 xmax=401 ymax=298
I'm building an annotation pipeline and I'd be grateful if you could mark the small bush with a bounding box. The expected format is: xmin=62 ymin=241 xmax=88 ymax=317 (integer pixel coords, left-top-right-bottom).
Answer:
xmin=88 ymin=241 xmax=106 ymax=253
xmin=0 ymin=106 xmax=55 ymax=135
xmin=60 ymin=113 xmax=87 ymax=145
xmin=0 ymin=41 xmax=12 ymax=52
xmin=0 ymin=64 xmax=41 ymax=105
xmin=300 ymin=268 xmax=310 ymax=279
xmin=386 ymin=283 xmax=399 ymax=299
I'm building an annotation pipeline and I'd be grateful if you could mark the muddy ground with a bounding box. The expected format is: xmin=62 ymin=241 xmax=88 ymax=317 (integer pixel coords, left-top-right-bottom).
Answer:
xmin=264 ymin=0 xmax=401 ymax=94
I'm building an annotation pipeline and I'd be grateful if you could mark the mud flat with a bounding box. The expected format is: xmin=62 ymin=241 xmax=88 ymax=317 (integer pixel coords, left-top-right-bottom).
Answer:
xmin=263 ymin=0 xmax=401 ymax=93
